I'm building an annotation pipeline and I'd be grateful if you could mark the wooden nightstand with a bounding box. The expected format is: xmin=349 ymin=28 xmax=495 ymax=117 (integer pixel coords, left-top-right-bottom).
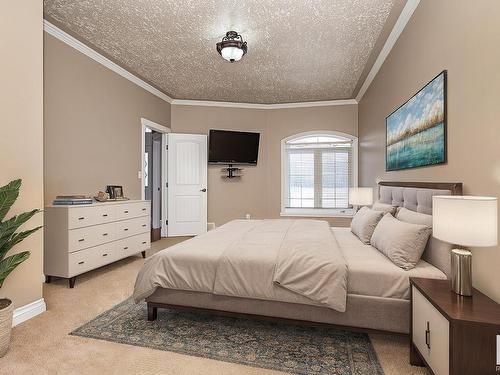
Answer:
xmin=410 ymin=277 xmax=500 ymax=375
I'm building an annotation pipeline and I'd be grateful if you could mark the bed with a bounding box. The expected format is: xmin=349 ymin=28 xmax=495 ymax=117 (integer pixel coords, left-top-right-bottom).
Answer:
xmin=133 ymin=181 xmax=463 ymax=334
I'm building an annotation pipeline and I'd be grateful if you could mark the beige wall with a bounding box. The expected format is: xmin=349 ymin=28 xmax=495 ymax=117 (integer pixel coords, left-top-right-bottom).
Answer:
xmin=358 ymin=0 xmax=500 ymax=301
xmin=44 ymin=34 xmax=171 ymax=204
xmin=0 ymin=1 xmax=44 ymax=308
xmin=171 ymin=104 xmax=358 ymax=226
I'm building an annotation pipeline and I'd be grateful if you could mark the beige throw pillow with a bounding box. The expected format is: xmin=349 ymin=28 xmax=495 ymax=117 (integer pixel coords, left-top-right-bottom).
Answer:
xmin=396 ymin=207 xmax=453 ymax=276
xmin=372 ymin=201 xmax=397 ymax=215
xmin=371 ymin=213 xmax=432 ymax=270
xmin=350 ymin=206 xmax=384 ymax=244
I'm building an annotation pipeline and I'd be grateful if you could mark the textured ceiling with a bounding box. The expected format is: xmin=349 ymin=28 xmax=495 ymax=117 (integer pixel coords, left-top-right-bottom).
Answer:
xmin=44 ymin=0 xmax=397 ymax=104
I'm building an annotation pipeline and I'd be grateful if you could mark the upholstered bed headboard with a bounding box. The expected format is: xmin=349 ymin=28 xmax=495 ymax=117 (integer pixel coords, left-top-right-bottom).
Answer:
xmin=377 ymin=181 xmax=463 ymax=278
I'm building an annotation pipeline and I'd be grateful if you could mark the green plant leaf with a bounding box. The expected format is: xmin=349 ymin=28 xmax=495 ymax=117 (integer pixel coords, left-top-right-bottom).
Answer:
xmin=0 ymin=179 xmax=21 ymax=221
xmin=0 ymin=209 xmax=40 ymax=247
xmin=0 ymin=226 xmax=42 ymax=261
xmin=0 ymin=251 xmax=30 ymax=288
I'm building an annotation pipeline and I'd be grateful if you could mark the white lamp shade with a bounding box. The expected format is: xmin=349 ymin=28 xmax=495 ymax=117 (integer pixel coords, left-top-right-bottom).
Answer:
xmin=221 ymin=46 xmax=244 ymax=62
xmin=349 ymin=187 xmax=374 ymax=206
xmin=432 ymin=195 xmax=498 ymax=247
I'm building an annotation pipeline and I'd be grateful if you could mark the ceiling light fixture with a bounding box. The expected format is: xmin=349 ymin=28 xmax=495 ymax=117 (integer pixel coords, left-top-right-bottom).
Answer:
xmin=216 ymin=31 xmax=247 ymax=63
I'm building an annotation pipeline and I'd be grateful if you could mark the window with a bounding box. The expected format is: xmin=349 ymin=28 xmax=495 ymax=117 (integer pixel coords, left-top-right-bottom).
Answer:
xmin=281 ymin=131 xmax=357 ymax=217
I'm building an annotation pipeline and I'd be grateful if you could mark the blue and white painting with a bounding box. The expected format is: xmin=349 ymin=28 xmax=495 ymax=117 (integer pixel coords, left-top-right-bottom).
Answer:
xmin=386 ymin=71 xmax=446 ymax=171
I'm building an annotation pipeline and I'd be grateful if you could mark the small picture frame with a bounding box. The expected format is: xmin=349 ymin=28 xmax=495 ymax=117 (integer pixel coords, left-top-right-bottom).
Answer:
xmin=106 ymin=185 xmax=124 ymax=200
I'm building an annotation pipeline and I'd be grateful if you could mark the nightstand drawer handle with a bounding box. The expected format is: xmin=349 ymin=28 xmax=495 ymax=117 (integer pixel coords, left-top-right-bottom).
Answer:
xmin=102 ymin=214 xmax=108 ymax=217
xmin=425 ymin=321 xmax=430 ymax=349
xmin=123 ymin=247 xmax=128 ymax=250
xmin=102 ymin=253 xmax=108 ymax=257
xmin=102 ymin=233 xmax=108 ymax=236
xmin=142 ymin=208 xmax=147 ymax=211
xmin=142 ymin=241 xmax=147 ymax=244
xmin=78 ymin=217 xmax=85 ymax=220
xmin=78 ymin=238 xmax=85 ymax=242
xmin=124 ymin=228 xmax=129 ymax=231
xmin=142 ymin=224 xmax=147 ymax=227
xmin=78 ymin=261 xmax=85 ymax=265
xmin=124 ymin=210 xmax=129 ymax=214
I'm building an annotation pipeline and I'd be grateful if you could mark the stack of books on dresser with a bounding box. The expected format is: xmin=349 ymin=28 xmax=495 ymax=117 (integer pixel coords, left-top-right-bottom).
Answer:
xmin=53 ymin=195 xmax=93 ymax=205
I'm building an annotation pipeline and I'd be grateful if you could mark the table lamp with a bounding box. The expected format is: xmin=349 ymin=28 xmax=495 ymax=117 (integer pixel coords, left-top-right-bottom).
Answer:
xmin=432 ymin=196 xmax=498 ymax=296
xmin=349 ymin=187 xmax=374 ymax=210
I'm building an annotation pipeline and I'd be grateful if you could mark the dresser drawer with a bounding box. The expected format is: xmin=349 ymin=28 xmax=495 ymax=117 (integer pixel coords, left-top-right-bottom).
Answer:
xmin=115 ymin=216 xmax=150 ymax=239
xmin=412 ymin=286 xmax=450 ymax=375
xmin=68 ymin=222 xmax=117 ymax=252
xmin=115 ymin=233 xmax=150 ymax=258
xmin=116 ymin=202 xmax=150 ymax=221
xmin=68 ymin=243 xmax=117 ymax=277
xmin=67 ymin=205 xmax=116 ymax=229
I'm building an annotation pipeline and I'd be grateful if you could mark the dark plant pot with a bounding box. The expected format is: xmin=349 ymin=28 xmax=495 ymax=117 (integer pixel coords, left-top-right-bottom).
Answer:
xmin=0 ymin=298 xmax=13 ymax=357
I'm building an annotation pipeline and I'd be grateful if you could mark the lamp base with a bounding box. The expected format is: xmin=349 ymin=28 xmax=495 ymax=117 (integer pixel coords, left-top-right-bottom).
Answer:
xmin=451 ymin=248 xmax=472 ymax=296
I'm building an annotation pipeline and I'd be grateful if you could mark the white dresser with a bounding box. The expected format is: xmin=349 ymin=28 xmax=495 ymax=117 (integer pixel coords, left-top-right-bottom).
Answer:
xmin=44 ymin=200 xmax=151 ymax=288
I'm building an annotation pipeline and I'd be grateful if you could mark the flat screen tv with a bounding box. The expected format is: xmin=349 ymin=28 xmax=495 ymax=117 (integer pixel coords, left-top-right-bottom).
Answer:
xmin=208 ymin=129 xmax=260 ymax=165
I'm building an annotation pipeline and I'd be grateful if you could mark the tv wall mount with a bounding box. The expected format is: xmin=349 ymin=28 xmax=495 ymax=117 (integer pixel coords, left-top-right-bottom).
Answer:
xmin=221 ymin=164 xmax=242 ymax=179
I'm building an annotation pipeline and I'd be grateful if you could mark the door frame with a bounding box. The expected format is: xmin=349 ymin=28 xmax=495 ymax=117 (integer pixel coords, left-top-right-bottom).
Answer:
xmin=140 ymin=118 xmax=170 ymax=237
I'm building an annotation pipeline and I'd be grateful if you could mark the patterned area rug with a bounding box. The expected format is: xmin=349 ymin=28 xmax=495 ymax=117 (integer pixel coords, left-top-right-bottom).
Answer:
xmin=71 ymin=299 xmax=383 ymax=375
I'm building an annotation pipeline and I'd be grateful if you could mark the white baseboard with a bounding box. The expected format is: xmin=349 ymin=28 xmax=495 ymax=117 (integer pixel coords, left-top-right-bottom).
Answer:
xmin=12 ymin=298 xmax=46 ymax=327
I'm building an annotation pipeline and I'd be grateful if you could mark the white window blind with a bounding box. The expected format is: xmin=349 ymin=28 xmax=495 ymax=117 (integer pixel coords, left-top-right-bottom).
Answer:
xmin=283 ymin=134 xmax=354 ymax=210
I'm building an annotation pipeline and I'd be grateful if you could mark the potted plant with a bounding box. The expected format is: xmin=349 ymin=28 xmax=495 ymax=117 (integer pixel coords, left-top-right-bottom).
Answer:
xmin=0 ymin=179 xmax=41 ymax=357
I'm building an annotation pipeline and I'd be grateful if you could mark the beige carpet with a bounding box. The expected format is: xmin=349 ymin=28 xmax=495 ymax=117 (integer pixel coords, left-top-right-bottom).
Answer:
xmin=0 ymin=237 xmax=428 ymax=375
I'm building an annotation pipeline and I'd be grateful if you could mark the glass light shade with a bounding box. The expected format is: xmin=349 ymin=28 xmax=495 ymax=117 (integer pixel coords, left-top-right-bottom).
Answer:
xmin=349 ymin=187 xmax=374 ymax=206
xmin=221 ymin=46 xmax=244 ymax=62
xmin=432 ymin=195 xmax=498 ymax=247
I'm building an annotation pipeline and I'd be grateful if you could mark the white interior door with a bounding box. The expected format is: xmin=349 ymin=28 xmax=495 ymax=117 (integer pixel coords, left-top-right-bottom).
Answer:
xmin=167 ymin=133 xmax=208 ymax=236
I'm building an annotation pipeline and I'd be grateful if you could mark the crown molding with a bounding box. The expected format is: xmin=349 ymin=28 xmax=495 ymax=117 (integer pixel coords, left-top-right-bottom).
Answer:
xmin=355 ymin=0 xmax=420 ymax=102
xmin=171 ymin=99 xmax=357 ymax=109
xmin=43 ymin=20 xmax=173 ymax=103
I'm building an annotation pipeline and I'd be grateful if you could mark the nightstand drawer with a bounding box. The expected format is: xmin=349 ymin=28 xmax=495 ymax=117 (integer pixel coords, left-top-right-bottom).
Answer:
xmin=412 ymin=285 xmax=450 ymax=375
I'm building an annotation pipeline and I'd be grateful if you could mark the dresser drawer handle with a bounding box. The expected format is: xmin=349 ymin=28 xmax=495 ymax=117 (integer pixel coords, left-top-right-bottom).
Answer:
xmin=142 ymin=208 xmax=147 ymax=211
xmin=142 ymin=241 xmax=147 ymax=244
xmin=124 ymin=210 xmax=129 ymax=214
xmin=124 ymin=228 xmax=129 ymax=231
xmin=102 ymin=253 xmax=108 ymax=257
xmin=123 ymin=247 xmax=129 ymax=250
xmin=102 ymin=214 xmax=108 ymax=217
xmin=78 ymin=261 xmax=85 ymax=265
xmin=78 ymin=217 xmax=85 ymax=220
xmin=142 ymin=224 xmax=147 ymax=227
xmin=78 ymin=238 xmax=85 ymax=242
xmin=425 ymin=321 xmax=430 ymax=349
xmin=102 ymin=233 xmax=108 ymax=236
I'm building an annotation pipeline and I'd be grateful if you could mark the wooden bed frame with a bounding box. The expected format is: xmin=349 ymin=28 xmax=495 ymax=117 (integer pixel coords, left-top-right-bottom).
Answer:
xmin=145 ymin=181 xmax=463 ymax=334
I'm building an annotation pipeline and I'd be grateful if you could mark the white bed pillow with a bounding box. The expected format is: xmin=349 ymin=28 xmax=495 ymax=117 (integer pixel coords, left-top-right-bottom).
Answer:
xmin=372 ymin=201 xmax=397 ymax=215
xmin=396 ymin=207 xmax=453 ymax=275
xmin=350 ymin=206 xmax=384 ymax=244
xmin=371 ymin=213 xmax=432 ymax=270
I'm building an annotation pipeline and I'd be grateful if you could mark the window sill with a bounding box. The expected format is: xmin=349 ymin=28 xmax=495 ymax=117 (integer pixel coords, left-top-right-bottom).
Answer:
xmin=280 ymin=209 xmax=355 ymax=218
